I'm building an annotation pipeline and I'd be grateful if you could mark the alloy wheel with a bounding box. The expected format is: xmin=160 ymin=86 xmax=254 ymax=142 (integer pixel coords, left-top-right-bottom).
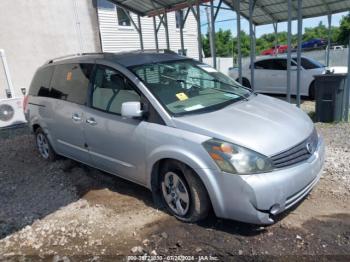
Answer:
xmin=36 ymin=133 xmax=50 ymax=159
xmin=161 ymin=172 xmax=190 ymax=216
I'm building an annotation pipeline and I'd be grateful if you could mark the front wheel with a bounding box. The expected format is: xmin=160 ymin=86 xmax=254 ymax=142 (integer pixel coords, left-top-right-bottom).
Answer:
xmin=160 ymin=161 xmax=210 ymax=222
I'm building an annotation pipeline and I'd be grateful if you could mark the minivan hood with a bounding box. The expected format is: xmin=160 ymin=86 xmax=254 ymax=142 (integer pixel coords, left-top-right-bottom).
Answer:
xmin=172 ymin=94 xmax=314 ymax=156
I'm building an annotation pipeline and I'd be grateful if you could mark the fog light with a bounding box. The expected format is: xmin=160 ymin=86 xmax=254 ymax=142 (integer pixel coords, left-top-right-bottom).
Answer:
xmin=270 ymin=204 xmax=280 ymax=215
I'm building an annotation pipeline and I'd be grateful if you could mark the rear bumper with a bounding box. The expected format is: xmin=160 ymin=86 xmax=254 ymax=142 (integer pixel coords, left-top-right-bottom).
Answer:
xmin=203 ymin=136 xmax=325 ymax=224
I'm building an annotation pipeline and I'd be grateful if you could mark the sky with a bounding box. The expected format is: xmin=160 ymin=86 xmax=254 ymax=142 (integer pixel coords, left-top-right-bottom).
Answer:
xmin=200 ymin=2 xmax=348 ymax=38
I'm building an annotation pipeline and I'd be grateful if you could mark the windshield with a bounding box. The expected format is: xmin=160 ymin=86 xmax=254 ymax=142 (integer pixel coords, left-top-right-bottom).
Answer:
xmin=130 ymin=60 xmax=251 ymax=115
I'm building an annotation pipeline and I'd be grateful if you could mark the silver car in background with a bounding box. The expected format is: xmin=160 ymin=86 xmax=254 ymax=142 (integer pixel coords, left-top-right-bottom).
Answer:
xmin=25 ymin=51 xmax=325 ymax=224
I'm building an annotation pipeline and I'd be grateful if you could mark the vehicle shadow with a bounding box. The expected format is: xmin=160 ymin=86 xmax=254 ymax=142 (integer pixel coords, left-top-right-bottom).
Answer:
xmin=0 ymin=129 xmax=157 ymax=239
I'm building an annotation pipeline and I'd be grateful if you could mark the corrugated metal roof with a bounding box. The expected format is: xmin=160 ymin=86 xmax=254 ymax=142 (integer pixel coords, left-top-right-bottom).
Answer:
xmin=105 ymin=0 xmax=210 ymax=17
xmin=107 ymin=0 xmax=350 ymax=25
xmin=224 ymin=0 xmax=350 ymax=25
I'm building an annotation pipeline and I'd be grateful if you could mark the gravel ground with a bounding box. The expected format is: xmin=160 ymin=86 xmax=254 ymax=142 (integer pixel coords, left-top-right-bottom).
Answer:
xmin=0 ymin=117 xmax=349 ymax=260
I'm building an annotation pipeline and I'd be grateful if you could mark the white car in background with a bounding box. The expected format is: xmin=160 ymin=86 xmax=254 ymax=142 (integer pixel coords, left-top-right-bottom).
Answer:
xmin=229 ymin=56 xmax=348 ymax=99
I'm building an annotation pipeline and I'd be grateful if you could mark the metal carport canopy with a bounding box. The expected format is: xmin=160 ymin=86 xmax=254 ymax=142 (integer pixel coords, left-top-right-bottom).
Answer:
xmin=224 ymin=0 xmax=350 ymax=25
xmin=105 ymin=0 xmax=210 ymax=17
xmin=107 ymin=0 xmax=350 ymax=23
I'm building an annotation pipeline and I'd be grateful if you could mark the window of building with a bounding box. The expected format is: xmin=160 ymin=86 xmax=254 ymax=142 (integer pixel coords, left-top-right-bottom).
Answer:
xmin=117 ymin=7 xmax=131 ymax=26
xmin=175 ymin=10 xmax=184 ymax=29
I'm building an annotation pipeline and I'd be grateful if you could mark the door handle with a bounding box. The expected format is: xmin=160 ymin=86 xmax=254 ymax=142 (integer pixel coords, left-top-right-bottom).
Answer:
xmin=86 ymin=117 xmax=97 ymax=126
xmin=72 ymin=113 xmax=82 ymax=122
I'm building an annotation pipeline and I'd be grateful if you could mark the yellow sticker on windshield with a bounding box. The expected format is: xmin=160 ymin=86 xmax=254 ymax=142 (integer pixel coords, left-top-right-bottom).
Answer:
xmin=176 ymin=92 xmax=189 ymax=101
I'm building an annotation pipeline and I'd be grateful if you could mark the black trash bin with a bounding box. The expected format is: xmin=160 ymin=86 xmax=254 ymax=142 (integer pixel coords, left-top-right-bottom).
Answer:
xmin=314 ymin=73 xmax=347 ymax=123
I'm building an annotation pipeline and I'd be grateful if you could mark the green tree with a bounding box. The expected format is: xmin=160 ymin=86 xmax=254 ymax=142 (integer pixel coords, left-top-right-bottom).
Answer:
xmin=337 ymin=12 xmax=350 ymax=45
xmin=201 ymin=13 xmax=350 ymax=58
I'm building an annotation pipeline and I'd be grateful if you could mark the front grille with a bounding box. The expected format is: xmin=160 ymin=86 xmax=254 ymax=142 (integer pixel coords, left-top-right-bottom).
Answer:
xmin=271 ymin=129 xmax=318 ymax=169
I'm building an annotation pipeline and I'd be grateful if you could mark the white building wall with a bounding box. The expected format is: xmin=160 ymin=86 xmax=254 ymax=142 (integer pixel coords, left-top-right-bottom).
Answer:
xmin=97 ymin=0 xmax=199 ymax=59
xmin=0 ymin=0 xmax=101 ymax=98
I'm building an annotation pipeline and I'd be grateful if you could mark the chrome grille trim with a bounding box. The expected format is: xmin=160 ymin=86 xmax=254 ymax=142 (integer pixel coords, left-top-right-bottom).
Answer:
xmin=271 ymin=129 xmax=318 ymax=169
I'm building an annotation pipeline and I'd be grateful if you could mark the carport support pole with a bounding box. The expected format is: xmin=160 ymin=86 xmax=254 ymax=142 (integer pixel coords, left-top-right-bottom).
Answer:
xmin=286 ymin=0 xmax=292 ymax=103
xmin=235 ymin=0 xmax=242 ymax=84
xmin=137 ymin=15 xmax=144 ymax=51
xmin=249 ymin=0 xmax=255 ymax=90
xmin=164 ymin=13 xmax=170 ymax=50
xmin=273 ymin=22 xmax=278 ymax=55
xmin=153 ymin=17 xmax=159 ymax=52
xmin=296 ymin=0 xmax=303 ymax=107
xmin=345 ymin=37 xmax=350 ymax=122
xmin=326 ymin=13 xmax=332 ymax=67
xmin=196 ymin=2 xmax=203 ymax=62
xmin=210 ymin=0 xmax=217 ymax=69
xmin=179 ymin=10 xmax=185 ymax=55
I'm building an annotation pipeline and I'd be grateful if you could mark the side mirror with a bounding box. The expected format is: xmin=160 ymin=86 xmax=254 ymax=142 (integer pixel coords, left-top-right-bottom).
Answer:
xmin=290 ymin=65 xmax=298 ymax=70
xmin=121 ymin=101 xmax=143 ymax=119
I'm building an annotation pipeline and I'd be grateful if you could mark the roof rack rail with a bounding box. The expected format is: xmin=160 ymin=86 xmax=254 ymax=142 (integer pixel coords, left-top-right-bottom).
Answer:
xmin=46 ymin=52 xmax=106 ymax=64
xmin=45 ymin=49 xmax=178 ymax=64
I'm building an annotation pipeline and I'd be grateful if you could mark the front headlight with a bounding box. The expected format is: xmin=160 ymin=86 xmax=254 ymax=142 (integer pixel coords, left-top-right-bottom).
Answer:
xmin=203 ymin=139 xmax=273 ymax=175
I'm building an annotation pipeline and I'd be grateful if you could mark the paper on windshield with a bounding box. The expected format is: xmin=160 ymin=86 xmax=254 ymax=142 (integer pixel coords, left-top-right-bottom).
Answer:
xmin=198 ymin=64 xmax=218 ymax=73
xmin=184 ymin=104 xmax=204 ymax=112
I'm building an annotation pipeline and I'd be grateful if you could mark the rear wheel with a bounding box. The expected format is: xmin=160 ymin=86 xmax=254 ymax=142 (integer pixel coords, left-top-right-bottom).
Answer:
xmin=35 ymin=127 xmax=57 ymax=161
xmin=160 ymin=161 xmax=210 ymax=222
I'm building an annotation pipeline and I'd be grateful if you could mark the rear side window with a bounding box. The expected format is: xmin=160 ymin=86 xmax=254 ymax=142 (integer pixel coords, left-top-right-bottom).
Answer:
xmin=29 ymin=66 xmax=54 ymax=96
xmin=254 ymin=59 xmax=288 ymax=70
xmin=50 ymin=63 xmax=93 ymax=104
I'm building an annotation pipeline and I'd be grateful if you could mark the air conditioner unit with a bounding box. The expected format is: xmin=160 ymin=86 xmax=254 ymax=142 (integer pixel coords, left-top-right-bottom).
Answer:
xmin=0 ymin=97 xmax=27 ymax=128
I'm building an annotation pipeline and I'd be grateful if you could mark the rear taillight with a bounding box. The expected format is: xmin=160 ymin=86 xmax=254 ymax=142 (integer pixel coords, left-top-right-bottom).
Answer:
xmin=23 ymin=95 xmax=29 ymax=113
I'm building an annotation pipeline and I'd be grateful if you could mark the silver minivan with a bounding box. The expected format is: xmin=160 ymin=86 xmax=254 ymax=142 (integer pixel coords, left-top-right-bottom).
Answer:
xmin=25 ymin=51 xmax=325 ymax=224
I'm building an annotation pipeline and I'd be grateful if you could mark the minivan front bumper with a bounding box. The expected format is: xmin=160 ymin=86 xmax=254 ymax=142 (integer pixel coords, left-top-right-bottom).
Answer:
xmin=203 ymin=136 xmax=325 ymax=224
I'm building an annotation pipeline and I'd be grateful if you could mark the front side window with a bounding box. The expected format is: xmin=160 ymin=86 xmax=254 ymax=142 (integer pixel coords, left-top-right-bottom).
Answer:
xmin=50 ymin=63 xmax=93 ymax=104
xmin=117 ymin=7 xmax=131 ymax=26
xmin=91 ymin=66 xmax=140 ymax=115
xmin=130 ymin=60 xmax=251 ymax=115
xmin=293 ymin=57 xmax=325 ymax=69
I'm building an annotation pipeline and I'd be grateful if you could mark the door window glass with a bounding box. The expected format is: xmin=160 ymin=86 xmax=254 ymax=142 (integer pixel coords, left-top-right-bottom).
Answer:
xmin=50 ymin=63 xmax=93 ymax=104
xmin=292 ymin=57 xmax=325 ymax=69
xmin=254 ymin=59 xmax=288 ymax=70
xmin=29 ymin=66 xmax=54 ymax=97
xmin=91 ymin=66 xmax=140 ymax=115
xmin=254 ymin=60 xmax=271 ymax=69
xmin=269 ymin=59 xmax=287 ymax=70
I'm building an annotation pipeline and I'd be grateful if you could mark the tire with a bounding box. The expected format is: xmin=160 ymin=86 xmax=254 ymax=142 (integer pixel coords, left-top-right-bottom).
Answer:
xmin=309 ymin=81 xmax=315 ymax=100
xmin=35 ymin=127 xmax=57 ymax=161
xmin=242 ymin=78 xmax=251 ymax=89
xmin=160 ymin=160 xmax=210 ymax=222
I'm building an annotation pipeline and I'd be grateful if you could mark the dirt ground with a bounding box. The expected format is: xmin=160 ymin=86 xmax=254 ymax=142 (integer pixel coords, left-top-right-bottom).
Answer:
xmin=0 ymin=105 xmax=349 ymax=260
